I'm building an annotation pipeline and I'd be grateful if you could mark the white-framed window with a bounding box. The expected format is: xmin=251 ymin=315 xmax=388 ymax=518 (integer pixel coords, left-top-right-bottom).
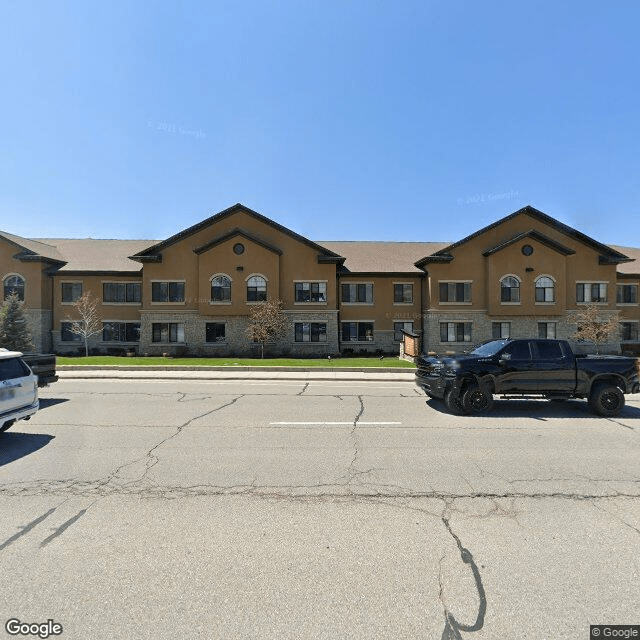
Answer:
xmin=500 ymin=276 xmax=520 ymax=303
xmin=439 ymin=281 xmax=472 ymax=303
xmin=341 ymin=283 xmax=373 ymax=304
xmin=394 ymin=321 xmax=413 ymax=341
xmin=492 ymin=322 xmax=511 ymax=338
xmin=538 ymin=322 xmax=557 ymax=339
xmin=246 ymin=275 xmax=267 ymax=302
xmin=61 ymin=282 xmax=83 ymax=304
xmin=535 ymin=276 xmax=556 ymax=303
xmin=576 ymin=282 xmax=607 ymax=303
xmin=616 ymin=284 xmax=638 ymax=305
xmin=103 ymin=282 xmax=141 ymax=304
xmin=295 ymin=322 xmax=327 ymax=342
xmin=393 ymin=283 xmax=413 ymax=304
xmin=294 ymin=282 xmax=327 ymax=303
xmin=152 ymin=323 xmax=185 ymax=343
xmin=102 ymin=322 xmax=141 ymax=342
xmin=151 ymin=281 xmax=185 ymax=303
xmin=440 ymin=322 xmax=472 ymax=342
xmin=210 ymin=274 xmax=232 ymax=303
xmin=3 ymin=274 xmax=25 ymax=301
xmin=341 ymin=322 xmax=374 ymax=342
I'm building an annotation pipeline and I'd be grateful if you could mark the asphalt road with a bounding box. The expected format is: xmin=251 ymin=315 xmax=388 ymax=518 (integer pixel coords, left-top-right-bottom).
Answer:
xmin=1 ymin=379 xmax=639 ymax=640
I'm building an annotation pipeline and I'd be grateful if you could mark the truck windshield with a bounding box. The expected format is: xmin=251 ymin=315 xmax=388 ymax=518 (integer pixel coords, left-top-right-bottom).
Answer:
xmin=469 ymin=340 xmax=510 ymax=357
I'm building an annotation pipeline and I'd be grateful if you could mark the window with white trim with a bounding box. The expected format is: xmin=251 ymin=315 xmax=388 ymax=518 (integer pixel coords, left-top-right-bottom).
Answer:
xmin=535 ymin=276 xmax=555 ymax=302
xmin=393 ymin=284 xmax=413 ymax=304
xmin=294 ymin=282 xmax=326 ymax=303
xmin=62 ymin=282 xmax=83 ymax=303
xmin=617 ymin=284 xmax=638 ymax=304
xmin=500 ymin=276 xmax=520 ymax=302
xmin=439 ymin=282 xmax=471 ymax=303
xmin=295 ymin=322 xmax=327 ymax=342
xmin=3 ymin=275 xmax=25 ymax=301
xmin=152 ymin=323 xmax=185 ymax=343
xmin=103 ymin=282 xmax=141 ymax=303
xmin=247 ymin=276 xmax=267 ymax=302
xmin=440 ymin=322 xmax=472 ymax=342
xmin=152 ymin=281 xmax=185 ymax=303
xmin=211 ymin=275 xmax=231 ymax=303
xmin=576 ymin=282 xmax=607 ymax=303
xmin=341 ymin=283 xmax=373 ymax=304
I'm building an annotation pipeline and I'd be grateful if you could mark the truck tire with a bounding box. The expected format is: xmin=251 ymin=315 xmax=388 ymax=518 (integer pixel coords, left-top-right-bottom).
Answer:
xmin=462 ymin=383 xmax=494 ymax=414
xmin=444 ymin=386 xmax=466 ymax=415
xmin=0 ymin=420 xmax=15 ymax=433
xmin=588 ymin=383 xmax=625 ymax=417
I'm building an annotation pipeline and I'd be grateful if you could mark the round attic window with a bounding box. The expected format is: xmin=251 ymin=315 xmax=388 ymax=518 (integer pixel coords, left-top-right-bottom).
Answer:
xmin=521 ymin=244 xmax=534 ymax=256
xmin=233 ymin=243 xmax=245 ymax=255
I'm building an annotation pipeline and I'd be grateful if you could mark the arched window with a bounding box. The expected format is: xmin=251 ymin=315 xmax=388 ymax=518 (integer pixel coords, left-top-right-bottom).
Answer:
xmin=210 ymin=275 xmax=231 ymax=302
xmin=246 ymin=275 xmax=267 ymax=302
xmin=3 ymin=275 xmax=25 ymax=301
xmin=500 ymin=276 xmax=520 ymax=302
xmin=535 ymin=276 xmax=555 ymax=302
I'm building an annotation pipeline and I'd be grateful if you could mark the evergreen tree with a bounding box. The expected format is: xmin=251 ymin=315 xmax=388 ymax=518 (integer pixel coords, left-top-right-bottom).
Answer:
xmin=0 ymin=291 xmax=34 ymax=352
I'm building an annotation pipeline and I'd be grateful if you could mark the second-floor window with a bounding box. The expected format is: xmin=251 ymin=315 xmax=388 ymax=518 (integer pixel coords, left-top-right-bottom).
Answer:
xmin=247 ymin=276 xmax=267 ymax=302
xmin=295 ymin=282 xmax=326 ymax=303
xmin=341 ymin=283 xmax=373 ymax=304
xmin=500 ymin=276 xmax=520 ymax=302
xmin=576 ymin=282 xmax=607 ymax=303
xmin=439 ymin=282 xmax=471 ymax=303
xmin=211 ymin=275 xmax=231 ymax=302
xmin=103 ymin=282 xmax=141 ymax=303
xmin=62 ymin=282 xmax=83 ymax=303
xmin=535 ymin=277 xmax=555 ymax=302
xmin=394 ymin=284 xmax=413 ymax=304
xmin=152 ymin=281 xmax=185 ymax=303
xmin=3 ymin=275 xmax=25 ymax=301
xmin=617 ymin=284 xmax=638 ymax=304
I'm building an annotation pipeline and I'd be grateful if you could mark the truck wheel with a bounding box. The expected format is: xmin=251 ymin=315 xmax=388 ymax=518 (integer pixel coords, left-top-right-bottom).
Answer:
xmin=0 ymin=420 xmax=15 ymax=433
xmin=462 ymin=384 xmax=494 ymax=414
xmin=444 ymin=387 xmax=466 ymax=415
xmin=589 ymin=383 xmax=625 ymax=417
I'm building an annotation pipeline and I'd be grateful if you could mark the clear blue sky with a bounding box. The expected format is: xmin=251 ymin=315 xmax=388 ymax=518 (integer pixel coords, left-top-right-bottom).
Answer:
xmin=2 ymin=1 xmax=639 ymax=247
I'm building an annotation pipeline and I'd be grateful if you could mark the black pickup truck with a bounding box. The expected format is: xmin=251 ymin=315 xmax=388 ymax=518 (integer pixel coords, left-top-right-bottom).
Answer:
xmin=20 ymin=353 xmax=58 ymax=387
xmin=415 ymin=338 xmax=640 ymax=416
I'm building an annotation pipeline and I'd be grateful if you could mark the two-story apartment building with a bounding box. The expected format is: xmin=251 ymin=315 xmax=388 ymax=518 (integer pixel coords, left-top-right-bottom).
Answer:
xmin=1 ymin=204 xmax=639 ymax=356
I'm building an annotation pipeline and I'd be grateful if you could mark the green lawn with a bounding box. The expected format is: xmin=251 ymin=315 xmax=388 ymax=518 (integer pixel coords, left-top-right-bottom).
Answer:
xmin=57 ymin=356 xmax=416 ymax=368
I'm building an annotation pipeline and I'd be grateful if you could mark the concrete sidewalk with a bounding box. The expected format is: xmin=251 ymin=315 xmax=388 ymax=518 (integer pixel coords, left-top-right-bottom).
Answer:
xmin=57 ymin=366 xmax=416 ymax=382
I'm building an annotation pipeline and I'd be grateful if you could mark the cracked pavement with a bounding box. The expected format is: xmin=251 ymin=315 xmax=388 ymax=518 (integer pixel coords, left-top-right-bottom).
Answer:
xmin=1 ymin=378 xmax=639 ymax=639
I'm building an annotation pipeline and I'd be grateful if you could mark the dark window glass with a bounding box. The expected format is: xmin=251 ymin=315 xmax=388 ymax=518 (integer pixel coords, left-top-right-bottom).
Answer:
xmin=4 ymin=275 xmax=25 ymax=301
xmin=62 ymin=282 xmax=83 ymax=303
xmin=0 ymin=357 xmax=30 ymax=380
xmin=439 ymin=282 xmax=471 ymax=303
xmin=152 ymin=282 xmax=184 ymax=303
xmin=536 ymin=341 xmax=564 ymax=359
xmin=394 ymin=284 xmax=413 ymax=303
xmin=503 ymin=341 xmax=532 ymax=360
xmin=60 ymin=322 xmax=82 ymax=342
xmin=247 ymin=276 xmax=267 ymax=302
xmin=205 ymin=323 xmax=226 ymax=342
xmin=211 ymin=276 xmax=231 ymax=302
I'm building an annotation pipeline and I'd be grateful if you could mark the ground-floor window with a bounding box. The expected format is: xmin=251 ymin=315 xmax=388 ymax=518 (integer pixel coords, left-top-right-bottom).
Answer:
xmin=492 ymin=322 xmax=510 ymax=339
xmin=152 ymin=323 xmax=185 ymax=343
xmin=394 ymin=321 xmax=413 ymax=341
xmin=295 ymin=322 xmax=327 ymax=342
xmin=621 ymin=322 xmax=639 ymax=342
xmin=60 ymin=322 xmax=82 ymax=342
xmin=538 ymin=322 xmax=557 ymax=339
xmin=440 ymin=322 xmax=472 ymax=343
xmin=205 ymin=323 xmax=226 ymax=342
xmin=341 ymin=322 xmax=374 ymax=342
xmin=102 ymin=322 xmax=140 ymax=342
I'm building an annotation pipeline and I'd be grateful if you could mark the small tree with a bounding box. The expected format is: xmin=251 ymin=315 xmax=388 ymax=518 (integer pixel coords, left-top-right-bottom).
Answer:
xmin=245 ymin=298 xmax=289 ymax=358
xmin=0 ymin=291 xmax=34 ymax=352
xmin=571 ymin=303 xmax=620 ymax=354
xmin=66 ymin=292 xmax=102 ymax=356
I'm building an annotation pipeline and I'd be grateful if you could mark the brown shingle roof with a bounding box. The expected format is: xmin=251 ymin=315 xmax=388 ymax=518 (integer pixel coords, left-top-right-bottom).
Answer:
xmin=609 ymin=246 xmax=640 ymax=275
xmin=0 ymin=230 xmax=65 ymax=263
xmin=316 ymin=241 xmax=450 ymax=273
xmin=33 ymin=239 xmax=156 ymax=273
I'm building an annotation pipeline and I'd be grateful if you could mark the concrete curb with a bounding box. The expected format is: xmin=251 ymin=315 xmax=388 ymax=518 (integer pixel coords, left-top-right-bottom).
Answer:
xmin=58 ymin=365 xmax=414 ymax=372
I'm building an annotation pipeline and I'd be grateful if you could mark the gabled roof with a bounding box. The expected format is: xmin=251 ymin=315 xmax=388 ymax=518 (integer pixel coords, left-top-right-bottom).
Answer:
xmin=130 ymin=203 xmax=344 ymax=263
xmin=482 ymin=229 xmax=576 ymax=257
xmin=194 ymin=228 xmax=283 ymax=256
xmin=0 ymin=230 xmax=66 ymax=264
xmin=609 ymin=246 xmax=640 ymax=275
xmin=415 ymin=205 xmax=633 ymax=268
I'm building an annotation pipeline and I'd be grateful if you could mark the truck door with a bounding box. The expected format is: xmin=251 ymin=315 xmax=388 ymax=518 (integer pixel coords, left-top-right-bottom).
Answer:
xmin=495 ymin=340 xmax=537 ymax=393
xmin=531 ymin=340 xmax=575 ymax=393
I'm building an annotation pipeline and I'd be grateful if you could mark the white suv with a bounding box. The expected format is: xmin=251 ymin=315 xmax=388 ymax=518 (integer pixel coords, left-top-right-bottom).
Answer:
xmin=0 ymin=349 xmax=39 ymax=433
